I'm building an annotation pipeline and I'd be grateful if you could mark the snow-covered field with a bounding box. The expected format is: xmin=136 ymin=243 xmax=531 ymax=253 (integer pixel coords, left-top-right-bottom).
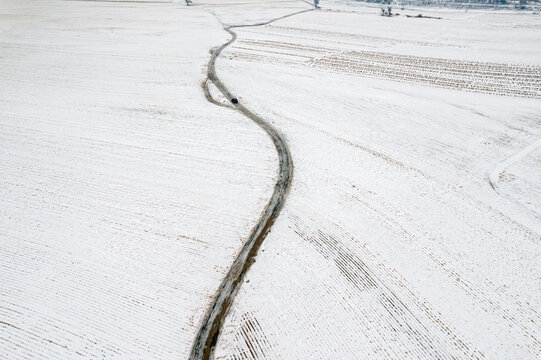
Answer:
xmin=0 ymin=0 xmax=278 ymax=358
xmin=211 ymin=3 xmax=541 ymax=360
xmin=1 ymin=0 xmax=540 ymax=359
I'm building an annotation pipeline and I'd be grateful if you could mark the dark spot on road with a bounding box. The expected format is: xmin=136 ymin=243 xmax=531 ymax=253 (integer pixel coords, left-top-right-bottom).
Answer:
xmin=231 ymin=98 xmax=238 ymax=104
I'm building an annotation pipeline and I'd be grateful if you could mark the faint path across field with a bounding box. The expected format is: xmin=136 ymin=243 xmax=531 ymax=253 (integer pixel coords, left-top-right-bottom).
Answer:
xmin=190 ymin=7 xmax=315 ymax=360
xmin=488 ymin=138 xmax=541 ymax=219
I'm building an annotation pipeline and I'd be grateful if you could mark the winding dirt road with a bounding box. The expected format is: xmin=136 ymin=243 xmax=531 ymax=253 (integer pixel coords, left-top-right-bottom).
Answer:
xmin=189 ymin=8 xmax=314 ymax=360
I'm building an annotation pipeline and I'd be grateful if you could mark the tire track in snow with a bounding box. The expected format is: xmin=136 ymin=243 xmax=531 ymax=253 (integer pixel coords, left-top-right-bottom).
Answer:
xmin=488 ymin=138 xmax=541 ymax=219
xmin=190 ymin=7 xmax=314 ymax=360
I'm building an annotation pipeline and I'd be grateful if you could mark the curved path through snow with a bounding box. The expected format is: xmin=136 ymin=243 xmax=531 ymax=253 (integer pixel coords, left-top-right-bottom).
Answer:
xmin=190 ymin=8 xmax=315 ymax=360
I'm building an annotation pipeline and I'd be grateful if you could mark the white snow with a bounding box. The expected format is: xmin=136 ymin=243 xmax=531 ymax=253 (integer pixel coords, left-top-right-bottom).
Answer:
xmin=1 ymin=0 xmax=540 ymax=359
xmin=489 ymin=138 xmax=541 ymax=217
xmin=0 ymin=0 xmax=277 ymax=358
xmin=212 ymin=3 xmax=541 ymax=359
